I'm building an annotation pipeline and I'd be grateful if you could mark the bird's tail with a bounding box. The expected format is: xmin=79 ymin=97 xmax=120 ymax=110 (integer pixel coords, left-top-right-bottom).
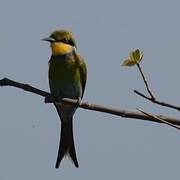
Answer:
xmin=56 ymin=117 xmax=79 ymax=168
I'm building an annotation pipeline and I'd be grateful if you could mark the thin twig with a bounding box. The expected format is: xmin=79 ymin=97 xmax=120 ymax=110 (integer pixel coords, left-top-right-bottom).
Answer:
xmin=1 ymin=78 xmax=180 ymax=126
xmin=137 ymin=108 xmax=180 ymax=130
xmin=135 ymin=62 xmax=180 ymax=111
xmin=136 ymin=63 xmax=155 ymax=100
xmin=134 ymin=90 xmax=180 ymax=111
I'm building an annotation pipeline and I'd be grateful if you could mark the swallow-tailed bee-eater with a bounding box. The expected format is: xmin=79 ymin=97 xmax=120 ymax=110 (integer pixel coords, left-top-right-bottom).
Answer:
xmin=42 ymin=30 xmax=87 ymax=168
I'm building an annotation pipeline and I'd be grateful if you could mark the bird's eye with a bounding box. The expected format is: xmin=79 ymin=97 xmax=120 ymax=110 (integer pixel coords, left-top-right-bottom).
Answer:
xmin=61 ymin=38 xmax=68 ymax=43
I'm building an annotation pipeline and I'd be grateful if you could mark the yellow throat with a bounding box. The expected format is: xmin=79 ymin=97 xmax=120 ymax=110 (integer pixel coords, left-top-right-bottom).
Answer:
xmin=50 ymin=42 xmax=73 ymax=56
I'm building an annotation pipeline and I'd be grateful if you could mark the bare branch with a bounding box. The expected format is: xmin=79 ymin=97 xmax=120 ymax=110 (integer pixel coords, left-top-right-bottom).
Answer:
xmin=1 ymin=78 xmax=180 ymax=126
xmin=136 ymin=63 xmax=155 ymax=100
xmin=137 ymin=108 xmax=180 ymax=130
xmin=134 ymin=90 xmax=180 ymax=111
xmin=134 ymin=62 xmax=180 ymax=111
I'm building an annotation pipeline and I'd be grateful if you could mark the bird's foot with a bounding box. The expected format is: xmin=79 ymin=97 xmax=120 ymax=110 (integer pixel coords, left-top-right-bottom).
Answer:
xmin=44 ymin=96 xmax=56 ymax=103
xmin=75 ymin=97 xmax=81 ymax=108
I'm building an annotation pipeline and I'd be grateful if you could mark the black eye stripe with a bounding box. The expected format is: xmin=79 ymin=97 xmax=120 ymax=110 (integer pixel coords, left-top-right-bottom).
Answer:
xmin=55 ymin=38 xmax=68 ymax=43
xmin=55 ymin=38 xmax=75 ymax=47
xmin=61 ymin=39 xmax=68 ymax=43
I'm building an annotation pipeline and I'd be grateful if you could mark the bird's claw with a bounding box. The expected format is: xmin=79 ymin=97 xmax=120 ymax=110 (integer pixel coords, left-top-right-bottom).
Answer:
xmin=44 ymin=96 xmax=51 ymax=103
xmin=44 ymin=96 xmax=56 ymax=103
xmin=76 ymin=97 xmax=81 ymax=107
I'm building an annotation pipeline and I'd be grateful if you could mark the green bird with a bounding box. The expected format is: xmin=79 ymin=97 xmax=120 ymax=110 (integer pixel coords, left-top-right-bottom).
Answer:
xmin=42 ymin=30 xmax=87 ymax=168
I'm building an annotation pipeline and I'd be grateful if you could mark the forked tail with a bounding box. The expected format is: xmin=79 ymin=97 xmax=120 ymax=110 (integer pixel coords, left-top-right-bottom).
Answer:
xmin=56 ymin=118 xmax=79 ymax=168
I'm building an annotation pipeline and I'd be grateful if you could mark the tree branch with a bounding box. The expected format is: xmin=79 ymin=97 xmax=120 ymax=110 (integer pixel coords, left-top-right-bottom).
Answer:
xmin=137 ymin=108 xmax=180 ymax=130
xmin=134 ymin=90 xmax=180 ymax=111
xmin=1 ymin=78 xmax=180 ymax=127
xmin=136 ymin=63 xmax=155 ymax=100
xmin=134 ymin=61 xmax=180 ymax=111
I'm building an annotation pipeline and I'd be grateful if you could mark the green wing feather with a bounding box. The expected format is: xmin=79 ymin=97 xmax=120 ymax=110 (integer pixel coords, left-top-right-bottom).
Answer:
xmin=80 ymin=59 xmax=87 ymax=98
xmin=75 ymin=54 xmax=87 ymax=99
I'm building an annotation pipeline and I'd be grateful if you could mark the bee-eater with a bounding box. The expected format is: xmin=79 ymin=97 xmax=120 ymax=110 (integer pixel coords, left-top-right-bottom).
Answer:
xmin=42 ymin=30 xmax=87 ymax=168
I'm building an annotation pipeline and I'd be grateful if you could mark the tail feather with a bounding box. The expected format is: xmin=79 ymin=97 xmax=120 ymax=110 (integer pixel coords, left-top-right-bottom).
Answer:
xmin=55 ymin=118 xmax=79 ymax=168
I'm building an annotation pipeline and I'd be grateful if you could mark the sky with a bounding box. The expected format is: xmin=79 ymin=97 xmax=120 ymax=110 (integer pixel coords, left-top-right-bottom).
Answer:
xmin=0 ymin=0 xmax=180 ymax=179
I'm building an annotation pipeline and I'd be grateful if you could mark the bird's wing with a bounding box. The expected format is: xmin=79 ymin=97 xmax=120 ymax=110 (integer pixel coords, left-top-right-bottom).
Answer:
xmin=80 ymin=58 xmax=87 ymax=98
xmin=76 ymin=54 xmax=87 ymax=99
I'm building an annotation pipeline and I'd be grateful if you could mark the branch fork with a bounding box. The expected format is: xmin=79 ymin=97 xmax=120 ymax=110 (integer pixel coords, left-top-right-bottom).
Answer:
xmin=1 ymin=78 xmax=180 ymax=129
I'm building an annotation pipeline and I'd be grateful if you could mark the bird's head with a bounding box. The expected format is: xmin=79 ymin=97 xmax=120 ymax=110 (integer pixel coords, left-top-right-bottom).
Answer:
xmin=42 ymin=30 xmax=77 ymax=56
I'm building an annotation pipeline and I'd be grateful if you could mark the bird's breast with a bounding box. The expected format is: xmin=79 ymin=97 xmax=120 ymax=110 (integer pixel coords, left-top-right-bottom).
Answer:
xmin=49 ymin=57 xmax=82 ymax=99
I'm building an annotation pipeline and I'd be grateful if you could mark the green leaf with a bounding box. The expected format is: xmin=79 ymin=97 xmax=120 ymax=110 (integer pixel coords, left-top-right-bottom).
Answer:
xmin=132 ymin=49 xmax=140 ymax=61
xmin=121 ymin=58 xmax=136 ymax=66
xmin=121 ymin=49 xmax=143 ymax=67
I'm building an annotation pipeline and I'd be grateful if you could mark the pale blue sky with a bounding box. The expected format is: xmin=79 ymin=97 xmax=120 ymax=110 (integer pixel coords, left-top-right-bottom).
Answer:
xmin=1 ymin=0 xmax=180 ymax=179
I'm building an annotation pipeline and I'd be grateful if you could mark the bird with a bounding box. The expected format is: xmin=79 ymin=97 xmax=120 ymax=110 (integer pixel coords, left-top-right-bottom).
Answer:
xmin=42 ymin=30 xmax=87 ymax=168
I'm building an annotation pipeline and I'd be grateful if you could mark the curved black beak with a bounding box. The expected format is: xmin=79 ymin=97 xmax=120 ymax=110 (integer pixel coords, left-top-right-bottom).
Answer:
xmin=41 ymin=37 xmax=55 ymax=42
